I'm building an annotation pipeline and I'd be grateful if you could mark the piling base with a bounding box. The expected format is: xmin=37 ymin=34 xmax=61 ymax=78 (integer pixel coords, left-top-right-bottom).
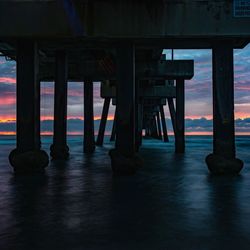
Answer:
xmin=109 ymin=149 xmax=143 ymax=175
xmin=84 ymin=144 xmax=96 ymax=154
xmin=9 ymin=149 xmax=49 ymax=173
xmin=50 ymin=144 xmax=69 ymax=160
xmin=206 ymin=153 xmax=243 ymax=175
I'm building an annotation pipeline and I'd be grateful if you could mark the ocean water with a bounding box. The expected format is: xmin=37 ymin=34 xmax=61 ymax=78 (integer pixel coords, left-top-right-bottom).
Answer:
xmin=0 ymin=135 xmax=250 ymax=250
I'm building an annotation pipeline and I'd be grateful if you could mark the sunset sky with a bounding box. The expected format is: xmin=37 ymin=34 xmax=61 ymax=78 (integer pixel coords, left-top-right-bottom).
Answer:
xmin=0 ymin=44 xmax=250 ymax=135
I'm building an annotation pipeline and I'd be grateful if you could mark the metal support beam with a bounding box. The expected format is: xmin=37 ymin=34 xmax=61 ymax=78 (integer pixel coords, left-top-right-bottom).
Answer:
xmin=175 ymin=79 xmax=185 ymax=153
xmin=9 ymin=40 xmax=49 ymax=173
xmin=84 ymin=80 xmax=95 ymax=153
xmin=96 ymin=98 xmax=110 ymax=146
xmin=206 ymin=43 xmax=243 ymax=174
xmin=50 ymin=50 xmax=69 ymax=160
xmin=160 ymin=105 xmax=169 ymax=142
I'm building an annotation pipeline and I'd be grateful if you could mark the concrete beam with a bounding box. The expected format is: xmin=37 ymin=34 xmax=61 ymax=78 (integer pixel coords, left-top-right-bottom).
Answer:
xmin=1 ymin=1 xmax=250 ymax=40
xmin=40 ymin=60 xmax=194 ymax=82
xmin=138 ymin=60 xmax=194 ymax=80
xmin=101 ymin=83 xmax=176 ymax=98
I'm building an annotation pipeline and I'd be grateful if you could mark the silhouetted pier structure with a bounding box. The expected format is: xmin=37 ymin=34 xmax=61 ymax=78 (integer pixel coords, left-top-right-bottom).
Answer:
xmin=0 ymin=0 xmax=250 ymax=175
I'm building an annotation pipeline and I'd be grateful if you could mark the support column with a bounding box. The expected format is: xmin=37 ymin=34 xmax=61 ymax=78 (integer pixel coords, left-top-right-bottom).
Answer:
xmin=50 ymin=50 xmax=69 ymax=160
xmin=109 ymin=43 xmax=142 ymax=175
xmin=9 ymin=40 xmax=49 ymax=173
xmin=175 ymin=79 xmax=185 ymax=153
xmin=160 ymin=105 xmax=169 ymax=142
xmin=151 ymin=116 xmax=158 ymax=139
xmin=145 ymin=127 xmax=150 ymax=137
xmin=138 ymin=104 xmax=143 ymax=147
xmin=206 ymin=43 xmax=243 ymax=175
xmin=135 ymin=80 xmax=141 ymax=151
xmin=135 ymin=103 xmax=143 ymax=150
xmin=84 ymin=80 xmax=96 ymax=153
xmin=168 ymin=97 xmax=177 ymax=136
xmin=110 ymin=109 xmax=116 ymax=141
xmin=156 ymin=112 xmax=162 ymax=140
xmin=96 ymin=98 xmax=110 ymax=146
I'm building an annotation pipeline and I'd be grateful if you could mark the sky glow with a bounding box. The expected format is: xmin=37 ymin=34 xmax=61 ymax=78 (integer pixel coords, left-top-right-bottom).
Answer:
xmin=0 ymin=44 xmax=250 ymax=135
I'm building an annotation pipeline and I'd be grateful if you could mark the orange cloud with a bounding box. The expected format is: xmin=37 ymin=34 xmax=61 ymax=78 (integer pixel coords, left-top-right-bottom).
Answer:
xmin=186 ymin=115 xmax=212 ymax=120
xmin=0 ymin=96 xmax=15 ymax=105
xmin=0 ymin=77 xmax=16 ymax=84
xmin=0 ymin=131 xmax=16 ymax=135
xmin=1 ymin=131 xmax=250 ymax=136
xmin=94 ymin=115 xmax=114 ymax=121
xmin=0 ymin=115 xmax=16 ymax=122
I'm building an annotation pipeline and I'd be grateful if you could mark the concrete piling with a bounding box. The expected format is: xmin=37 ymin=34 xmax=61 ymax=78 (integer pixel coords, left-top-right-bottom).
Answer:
xmin=110 ymin=109 xmax=116 ymax=142
xmin=160 ymin=105 xmax=169 ymax=142
xmin=206 ymin=43 xmax=243 ymax=174
xmin=9 ymin=40 xmax=49 ymax=173
xmin=84 ymin=80 xmax=96 ymax=153
xmin=50 ymin=50 xmax=69 ymax=160
xmin=96 ymin=97 xmax=110 ymax=146
xmin=109 ymin=43 xmax=142 ymax=174
xmin=175 ymin=79 xmax=185 ymax=153
xmin=156 ymin=111 xmax=163 ymax=140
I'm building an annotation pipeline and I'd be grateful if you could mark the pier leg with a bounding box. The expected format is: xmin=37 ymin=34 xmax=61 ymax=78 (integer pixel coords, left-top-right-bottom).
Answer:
xmin=145 ymin=120 xmax=150 ymax=137
xmin=50 ymin=50 xmax=69 ymax=160
xmin=168 ymin=97 xmax=177 ymax=136
xmin=160 ymin=105 xmax=169 ymax=142
xmin=138 ymin=104 xmax=143 ymax=147
xmin=135 ymin=81 xmax=142 ymax=151
xmin=84 ymin=80 xmax=95 ymax=153
xmin=96 ymin=98 xmax=110 ymax=146
xmin=156 ymin=112 xmax=163 ymax=140
xmin=109 ymin=43 xmax=142 ymax=175
xmin=9 ymin=40 xmax=49 ymax=173
xmin=110 ymin=109 xmax=116 ymax=141
xmin=175 ymin=79 xmax=185 ymax=153
xmin=206 ymin=43 xmax=243 ymax=175
xmin=135 ymin=103 xmax=143 ymax=150
xmin=151 ymin=117 xmax=158 ymax=139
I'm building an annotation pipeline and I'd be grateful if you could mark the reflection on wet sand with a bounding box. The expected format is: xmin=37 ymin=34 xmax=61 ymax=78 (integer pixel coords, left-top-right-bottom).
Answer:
xmin=0 ymin=136 xmax=250 ymax=249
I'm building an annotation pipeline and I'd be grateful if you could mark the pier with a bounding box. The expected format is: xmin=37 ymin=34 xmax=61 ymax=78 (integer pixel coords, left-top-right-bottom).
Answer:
xmin=0 ymin=0 xmax=249 ymax=175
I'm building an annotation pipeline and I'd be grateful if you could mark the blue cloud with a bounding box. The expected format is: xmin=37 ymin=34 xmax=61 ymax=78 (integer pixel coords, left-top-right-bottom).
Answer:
xmin=0 ymin=118 xmax=249 ymax=134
